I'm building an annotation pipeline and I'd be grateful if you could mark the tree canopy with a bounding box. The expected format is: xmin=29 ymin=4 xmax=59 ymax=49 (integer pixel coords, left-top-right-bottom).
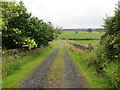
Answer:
xmin=1 ymin=1 xmax=61 ymax=50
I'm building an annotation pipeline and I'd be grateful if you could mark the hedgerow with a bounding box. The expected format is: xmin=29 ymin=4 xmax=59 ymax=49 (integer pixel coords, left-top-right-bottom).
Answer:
xmin=87 ymin=8 xmax=120 ymax=88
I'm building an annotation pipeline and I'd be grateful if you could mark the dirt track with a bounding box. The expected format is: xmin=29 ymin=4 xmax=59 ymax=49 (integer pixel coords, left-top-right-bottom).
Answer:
xmin=63 ymin=43 xmax=87 ymax=88
xmin=21 ymin=41 xmax=87 ymax=88
xmin=21 ymin=45 xmax=60 ymax=88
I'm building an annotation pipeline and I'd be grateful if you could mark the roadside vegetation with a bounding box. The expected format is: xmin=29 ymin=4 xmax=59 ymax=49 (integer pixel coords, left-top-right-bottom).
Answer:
xmin=67 ymin=43 xmax=111 ymax=88
xmin=66 ymin=8 xmax=120 ymax=88
xmin=2 ymin=40 xmax=60 ymax=88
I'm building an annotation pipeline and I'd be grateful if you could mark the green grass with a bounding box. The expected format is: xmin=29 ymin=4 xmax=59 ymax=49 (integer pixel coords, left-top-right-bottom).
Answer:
xmin=66 ymin=45 xmax=111 ymax=88
xmin=70 ymin=40 xmax=100 ymax=44
xmin=2 ymin=40 xmax=60 ymax=88
xmin=44 ymin=44 xmax=65 ymax=88
xmin=58 ymin=31 xmax=104 ymax=39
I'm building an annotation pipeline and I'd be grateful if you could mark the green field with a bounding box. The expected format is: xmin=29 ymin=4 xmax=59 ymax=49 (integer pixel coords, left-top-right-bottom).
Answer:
xmin=58 ymin=31 xmax=104 ymax=39
xmin=70 ymin=40 xmax=100 ymax=44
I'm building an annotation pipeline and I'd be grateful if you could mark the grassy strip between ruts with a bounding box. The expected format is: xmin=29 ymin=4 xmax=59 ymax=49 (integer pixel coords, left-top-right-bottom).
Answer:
xmin=2 ymin=40 xmax=60 ymax=88
xmin=66 ymin=42 xmax=111 ymax=88
xmin=43 ymin=43 xmax=65 ymax=88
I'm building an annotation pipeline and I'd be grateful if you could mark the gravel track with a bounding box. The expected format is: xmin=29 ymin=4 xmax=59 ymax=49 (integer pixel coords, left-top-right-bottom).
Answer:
xmin=21 ymin=41 xmax=87 ymax=88
xmin=63 ymin=43 xmax=87 ymax=88
xmin=21 ymin=45 xmax=60 ymax=88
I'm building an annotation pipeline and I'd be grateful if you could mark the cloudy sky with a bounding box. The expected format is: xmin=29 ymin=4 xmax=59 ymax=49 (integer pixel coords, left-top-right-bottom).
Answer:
xmin=13 ymin=0 xmax=119 ymax=28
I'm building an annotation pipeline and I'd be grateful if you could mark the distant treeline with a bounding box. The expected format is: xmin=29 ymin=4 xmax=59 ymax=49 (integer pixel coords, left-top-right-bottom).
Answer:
xmin=62 ymin=28 xmax=104 ymax=32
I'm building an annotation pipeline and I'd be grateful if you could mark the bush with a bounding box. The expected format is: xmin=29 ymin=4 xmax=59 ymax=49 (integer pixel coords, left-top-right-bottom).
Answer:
xmin=86 ymin=8 xmax=120 ymax=88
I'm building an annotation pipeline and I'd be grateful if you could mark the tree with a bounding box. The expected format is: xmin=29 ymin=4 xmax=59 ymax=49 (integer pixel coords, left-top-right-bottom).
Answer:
xmin=87 ymin=28 xmax=92 ymax=33
xmin=75 ymin=31 xmax=78 ymax=34
xmin=101 ymin=8 xmax=120 ymax=61
xmin=1 ymin=1 xmax=61 ymax=50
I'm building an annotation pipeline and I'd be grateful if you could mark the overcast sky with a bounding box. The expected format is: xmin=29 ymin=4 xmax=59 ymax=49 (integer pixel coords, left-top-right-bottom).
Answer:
xmin=13 ymin=0 xmax=119 ymax=28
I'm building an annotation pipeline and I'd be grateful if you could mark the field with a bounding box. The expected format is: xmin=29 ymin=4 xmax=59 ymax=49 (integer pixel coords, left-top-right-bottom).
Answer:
xmin=58 ymin=31 xmax=104 ymax=39
xmin=70 ymin=40 xmax=100 ymax=44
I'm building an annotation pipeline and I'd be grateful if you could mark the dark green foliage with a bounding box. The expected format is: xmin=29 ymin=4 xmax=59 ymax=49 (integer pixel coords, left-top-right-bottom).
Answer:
xmin=1 ymin=1 xmax=61 ymax=50
xmin=87 ymin=28 xmax=92 ymax=33
xmin=75 ymin=31 xmax=78 ymax=34
xmin=102 ymin=9 xmax=120 ymax=88
xmin=102 ymin=9 xmax=120 ymax=61
xmin=89 ymin=8 xmax=120 ymax=88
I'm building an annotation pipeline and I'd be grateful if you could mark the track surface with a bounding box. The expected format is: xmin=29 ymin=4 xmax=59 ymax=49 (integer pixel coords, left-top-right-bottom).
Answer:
xmin=21 ymin=41 xmax=87 ymax=88
xmin=21 ymin=45 xmax=60 ymax=88
xmin=63 ymin=44 xmax=87 ymax=88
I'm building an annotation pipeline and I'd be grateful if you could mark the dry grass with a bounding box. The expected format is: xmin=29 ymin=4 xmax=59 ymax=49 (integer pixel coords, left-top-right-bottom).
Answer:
xmin=65 ymin=40 xmax=87 ymax=54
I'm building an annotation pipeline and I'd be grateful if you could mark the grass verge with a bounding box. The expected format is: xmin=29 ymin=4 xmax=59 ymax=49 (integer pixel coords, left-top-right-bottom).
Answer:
xmin=2 ymin=40 xmax=60 ymax=88
xmin=66 ymin=42 xmax=111 ymax=88
xmin=44 ymin=43 xmax=65 ymax=88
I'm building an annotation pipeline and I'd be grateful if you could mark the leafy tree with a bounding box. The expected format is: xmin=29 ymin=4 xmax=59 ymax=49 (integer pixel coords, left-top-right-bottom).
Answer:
xmin=87 ymin=28 xmax=92 ymax=33
xmin=75 ymin=31 xmax=78 ymax=34
xmin=99 ymin=8 xmax=120 ymax=88
xmin=102 ymin=8 xmax=120 ymax=61
xmin=1 ymin=1 xmax=61 ymax=50
xmin=1 ymin=1 xmax=32 ymax=49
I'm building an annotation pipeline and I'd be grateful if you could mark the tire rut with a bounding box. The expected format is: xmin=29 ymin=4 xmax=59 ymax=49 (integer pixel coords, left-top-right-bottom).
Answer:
xmin=63 ymin=43 xmax=87 ymax=88
xmin=21 ymin=44 xmax=60 ymax=88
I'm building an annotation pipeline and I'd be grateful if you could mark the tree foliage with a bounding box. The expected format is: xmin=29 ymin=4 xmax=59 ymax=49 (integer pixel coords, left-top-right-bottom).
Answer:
xmin=102 ymin=8 xmax=120 ymax=61
xmin=97 ymin=8 xmax=120 ymax=88
xmin=87 ymin=28 xmax=92 ymax=33
xmin=1 ymin=1 xmax=61 ymax=50
xmin=89 ymin=8 xmax=120 ymax=88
